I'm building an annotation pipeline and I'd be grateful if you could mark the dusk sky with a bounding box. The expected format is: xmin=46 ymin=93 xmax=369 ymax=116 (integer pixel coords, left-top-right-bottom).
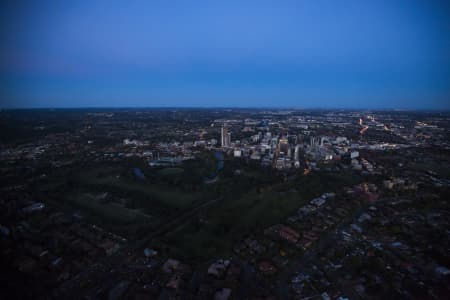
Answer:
xmin=1 ymin=0 xmax=449 ymax=109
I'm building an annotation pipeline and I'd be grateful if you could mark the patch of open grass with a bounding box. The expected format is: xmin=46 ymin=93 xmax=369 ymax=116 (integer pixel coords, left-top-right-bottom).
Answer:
xmin=75 ymin=167 xmax=211 ymax=209
xmin=67 ymin=193 xmax=152 ymax=224
xmin=157 ymin=167 xmax=185 ymax=176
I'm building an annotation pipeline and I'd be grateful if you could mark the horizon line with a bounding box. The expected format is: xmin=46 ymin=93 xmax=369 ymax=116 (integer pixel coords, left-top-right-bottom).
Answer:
xmin=1 ymin=106 xmax=450 ymax=112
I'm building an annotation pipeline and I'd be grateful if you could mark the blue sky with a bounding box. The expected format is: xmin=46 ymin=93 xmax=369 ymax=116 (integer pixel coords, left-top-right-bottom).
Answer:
xmin=0 ymin=0 xmax=449 ymax=109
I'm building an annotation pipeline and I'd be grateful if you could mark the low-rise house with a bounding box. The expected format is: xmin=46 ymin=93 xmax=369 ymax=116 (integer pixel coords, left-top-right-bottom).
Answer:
xmin=208 ymin=259 xmax=230 ymax=278
xmin=214 ymin=288 xmax=232 ymax=300
xmin=162 ymin=259 xmax=180 ymax=274
xmin=258 ymin=261 xmax=277 ymax=275
xmin=264 ymin=224 xmax=300 ymax=244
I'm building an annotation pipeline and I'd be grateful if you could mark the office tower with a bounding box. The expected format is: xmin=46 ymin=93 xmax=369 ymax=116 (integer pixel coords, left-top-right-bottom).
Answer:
xmin=221 ymin=124 xmax=231 ymax=147
xmin=294 ymin=145 xmax=301 ymax=161
xmin=278 ymin=138 xmax=289 ymax=154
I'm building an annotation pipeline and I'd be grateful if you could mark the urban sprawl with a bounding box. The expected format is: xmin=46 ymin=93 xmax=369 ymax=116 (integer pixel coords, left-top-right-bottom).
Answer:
xmin=1 ymin=108 xmax=449 ymax=299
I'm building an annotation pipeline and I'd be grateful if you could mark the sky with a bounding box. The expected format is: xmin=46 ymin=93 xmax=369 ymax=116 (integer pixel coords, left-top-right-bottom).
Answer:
xmin=0 ymin=0 xmax=449 ymax=109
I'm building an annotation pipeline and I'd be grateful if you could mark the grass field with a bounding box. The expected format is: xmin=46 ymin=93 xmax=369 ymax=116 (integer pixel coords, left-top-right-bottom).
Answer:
xmin=75 ymin=167 xmax=211 ymax=210
xmin=67 ymin=193 xmax=153 ymax=224
xmin=41 ymin=162 xmax=362 ymax=260
xmin=157 ymin=167 xmax=185 ymax=176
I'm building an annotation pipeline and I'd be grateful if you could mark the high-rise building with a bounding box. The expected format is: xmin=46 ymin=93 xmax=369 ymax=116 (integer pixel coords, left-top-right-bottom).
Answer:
xmin=278 ymin=138 xmax=289 ymax=154
xmin=221 ymin=124 xmax=231 ymax=147
xmin=294 ymin=145 xmax=301 ymax=161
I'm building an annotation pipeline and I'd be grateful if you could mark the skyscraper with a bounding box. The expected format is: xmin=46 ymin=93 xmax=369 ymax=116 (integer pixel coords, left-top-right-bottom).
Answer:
xmin=294 ymin=145 xmax=301 ymax=161
xmin=221 ymin=124 xmax=231 ymax=147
